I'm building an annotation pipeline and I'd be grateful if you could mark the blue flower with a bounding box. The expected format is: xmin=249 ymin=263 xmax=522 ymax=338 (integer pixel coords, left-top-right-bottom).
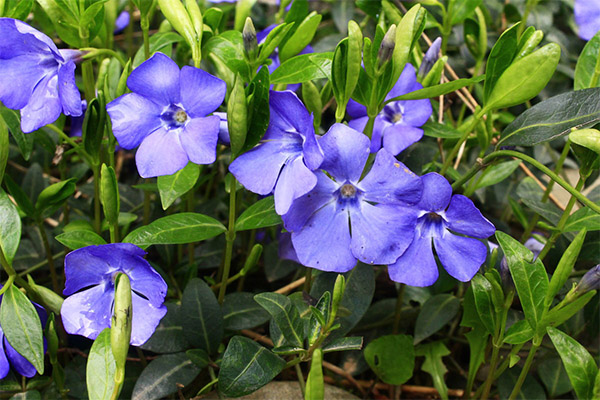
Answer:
xmin=576 ymin=264 xmax=600 ymax=293
xmin=575 ymin=0 xmax=600 ymax=40
xmin=282 ymin=124 xmax=423 ymax=273
xmin=418 ymin=37 xmax=442 ymax=79
xmin=60 ymin=243 xmax=168 ymax=346
xmin=0 ymin=18 xmax=83 ymax=133
xmin=106 ymin=52 xmax=226 ymax=178
xmin=229 ymin=90 xmax=324 ymax=215
xmin=0 ymin=296 xmax=46 ymax=379
xmin=114 ymin=10 xmax=130 ymax=34
xmin=348 ymin=64 xmax=432 ymax=155
xmin=388 ymin=173 xmax=495 ymax=286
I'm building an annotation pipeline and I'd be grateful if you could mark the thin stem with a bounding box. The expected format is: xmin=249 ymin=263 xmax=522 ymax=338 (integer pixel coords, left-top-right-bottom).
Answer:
xmin=304 ymin=268 xmax=312 ymax=293
xmin=92 ymin=165 xmax=102 ymax=234
xmin=80 ymin=48 xmax=127 ymax=68
xmin=508 ymin=343 xmax=540 ymax=400
xmin=126 ymin=0 xmax=135 ymax=58
xmin=37 ymin=221 xmax=60 ymax=293
xmin=441 ymin=112 xmax=483 ymax=175
xmin=392 ymin=284 xmax=405 ymax=334
xmin=187 ymin=190 xmax=195 ymax=270
xmin=143 ymin=179 xmax=151 ymax=226
xmin=218 ymin=176 xmax=238 ymax=304
xmin=47 ymin=124 xmax=93 ymax=165
xmin=295 ymin=363 xmax=306 ymax=397
xmin=140 ymin=14 xmax=150 ymax=61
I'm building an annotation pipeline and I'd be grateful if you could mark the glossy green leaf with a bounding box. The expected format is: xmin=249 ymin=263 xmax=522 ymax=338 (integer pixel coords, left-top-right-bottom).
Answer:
xmin=416 ymin=342 xmax=451 ymax=400
xmin=414 ymin=294 xmax=459 ymax=344
xmin=86 ymin=329 xmax=115 ymax=400
xmin=390 ymin=4 xmax=424 ymax=94
xmin=123 ymin=213 xmax=226 ymax=249
xmin=548 ymin=327 xmax=598 ymax=400
xmin=228 ymin=74 xmax=248 ymax=158
xmin=0 ymin=285 xmax=44 ymax=373
xmin=0 ymin=114 xmax=7 ymax=186
xmin=55 ymin=230 xmax=107 ymax=250
xmin=257 ymin=23 xmax=293 ymax=64
xmin=308 ymin=291 xmax=330 ymax=346
xmin=157 ymin=162 xmax=200 ymax=210
xmin=133 ymin=32 xmax=183 ymax=68
xmin=305 ymin=348 xmax=324 ymax=400
xmin=543 ymin=291 xmax=596 ymax=329
xmin=235 ymin=197 xmax=281 ymax=231
xmin=322 ymin=337 xmax=363 ymax=353
xmin=254 ymin=292 xmax=304 ymax=347
xmin=450 ymin=0 xmax=482 ymax=24
xmin=483 ymin=23 xmax=519 ymax=103
xmin=181 ymin=278 xmax=223 ymax=354
xmin=460 ymin=287 xmax=488 ymax=383
xmin=364 ymin=334 xmax=415 ymax=385
xmin=157 ymin=0 xmax=197 ymax=57
xmin=243 ymin=67 xmax=270 ymax=151
xmin=499 ymin=88 xmax=600 ymax=147
xmin=422 ymin=121 xmax=463 ymax=139
xmin=185 ymin=349 xmax=209 ymax=369
xmin=470 ymin=274 xmax=496 ymax=335
xmin=141 ymin=303 xmax=189 ymax=354
xmin=538 ymin=358 xmax=573 ymax=398
xmin=222 ymin=292 xmax=270 ymax=331
xmin=279 ymin=12 xmax=321 ymax=62
xmin=206 ymin=31 xmax=250 ymax=80
xmin=0 ymin=188 xmax=21 ymax=265
xmin=387 ymin=75 xmax=485 ymax=102
xmin=100 ymin=164 xmax=119 ymax=226
xmin=503 ymin=320 xmax=534 ymax=344
xmin=131 ymin=353 xmax=200 ymax=400
xmin=270 ymin=52 xmax=333 ymax=84
xmin=570 ymin=128 xmax=600 ymax=154
xmin=474 ymin=159 xmax=521 ymax=190
xmin=546 ymin=230 xmax=587 ymax=307
xmin=0 ymin=107 xmax=33 ymax=161
xmin=575 ymin=31 xmax=600 ymax=90
xmin=35 ymin=178 xmax=77 ymax=217
xmin=496 ymin=231 xmax=548 ymax=330
xmin=218 ymin=336 xmax=286 ymax=397
xmin=564 ymin=208 xmax=600 ymax=232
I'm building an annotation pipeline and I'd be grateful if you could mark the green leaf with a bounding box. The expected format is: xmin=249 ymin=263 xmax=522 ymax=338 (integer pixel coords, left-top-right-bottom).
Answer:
xmin=0 ymin=286 xmax=44 ymax=373
xmin=123 ymin=213 xmax=226 ymax=249
xmin=35 ymin=178 xmax=77 ymax=217
xmin=564 ymin=208 xmax=600 ymax=232
xmin=422 ymin=121 xmax=463 ymax=139
xmin=364 ymin=334 xmax=415 ymax=385
xmin=460 ymin=287 xmax=488 ymax=382
xmin=218 ymin=336 xmax=286 ymax=397
xmin=543 ymin=291 xmax=596 ymax=329
xmin=206 ymin=31 xmax=250 ymax=80
xmin=547 ymin=327 xmax=598 ymax=400
xmin=390 ymin=4 xmax=424 ymax=97
xmin=0 ymin=188 xmax=21 ymax=265
xmin=496 ymin=231 xmax=548 ymax=330
xmin=100 ymin=164 xmax=119 ymax=226
xmin=474 ymin=159 xmax=522 ymax=190
xmin=470 ymin=274 xmax=496 ymax=335
xmin=222 ymin=292 xmax=270 ymax=331
xmin=157 ymin=0 xmax=197 ymax=58
xmin=450 ymin=0 xmax=482 ymax=25
xmin=181 ymin=278 xmax=223 ymax=354
xmin=483 ymin=22 xmax=519 ymax=103
xmin=0 ymin=114 xmax=7 ymax=186
xmin=499 ymin=88 xmax=600 ymax=147
xmin=278 ymin=12 xmax=321 ymax=62
xmin=387 ymin=75 xmax=485 ymax=102
xmin=570 ymin=128 xmax=600 ymax=155
xmin=235 ymin=197 xmax=281 ymax=231
xmin=157 ymin=162 xmax=200 ymax=210
xmin=414 ymin=294 xmax=459 ymax=344
xmin=270 ymin=53 xmax=333 ymax=84
xmin=10 ymin=391 xmax=42 ymax=400
xmin=546 ymin=230 xmax=587 ymax=306
xmin=515 ymin=178 xmax=564 ymax=229
xmin=243 ymin=67 xmax=270 ymax=151
xmin=257 ymin=23 xmax=293 ymax=64
xmin=131 ymin=353 xmax=200 ymax=400
xmin=322 ymin=336 xmax=363 ymax=353
xmin=254 ymin=292 xmax=304 ymax=347
xmin=0 ymin=107 xmax=33 ymax=161
xmin=185 ymin=349 xmax=209 ymax=369
xmin=575 ymin=31 xmax=600 ymax=90
xmin=305 ymin=348 xmax=324 ymax=400
xmin=538 ymin=358 xmax=573 ymax=398
xmin=416 ymin=341 xmax=451 ymax=400
xmin=228 ymin=74 xmax=248 ymax=158
xmin=141 ymin=303 xmax=189 ymax=354
xmin=498 ymin=365 xmax=546 ymax=400
xmin=86 ymin=329 xmax=115 ymax=400
xmin=308 ymin=291 xmax=330 ymax=346
xmin=133 ymin=32 xmax=183 ymax=68
xmin=503 ymin=320 xmax=534 ymax=344
xmin=55 ymin=230 xmax=107 ymax=250
xmin=485 ymin=43 xmax=560 ymax=111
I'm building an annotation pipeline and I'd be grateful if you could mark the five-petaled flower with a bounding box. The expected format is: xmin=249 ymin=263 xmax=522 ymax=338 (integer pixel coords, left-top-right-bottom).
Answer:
xmin=575 ymin=0 xmax=600 ymax=41
xmin=229 ymin=90 xmax=324 ymax=215
xmin=388 ymin=172 xmax=495 ymax=286
xmin=348 ymin=64 xmax=432 ymax=155
xmin=60 ymin=243 xmax=168 ymax=346
xmin=106 ymin=52 xmax=226 ymax=178
xmin=0 ymin=18 xmax=82 ymax=133
xmin=282 ymin=123 xmax=423 ymax=272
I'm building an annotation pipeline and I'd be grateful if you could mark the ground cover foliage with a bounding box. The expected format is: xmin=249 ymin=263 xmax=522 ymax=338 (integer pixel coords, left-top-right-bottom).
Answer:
xmin=0 ymin=0 xmax=598 ymax=399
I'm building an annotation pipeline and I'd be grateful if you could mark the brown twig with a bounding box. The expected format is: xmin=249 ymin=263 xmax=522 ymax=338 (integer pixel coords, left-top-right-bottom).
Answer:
xmin=518 ymin=162 xmax=566 ymax=210
xmin=275 ymin=276 xmax=306 ymax=294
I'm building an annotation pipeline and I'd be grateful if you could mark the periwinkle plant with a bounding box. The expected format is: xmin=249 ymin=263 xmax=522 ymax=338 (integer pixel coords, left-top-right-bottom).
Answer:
xmin=0 ymin=1 xmax=598 ymax=400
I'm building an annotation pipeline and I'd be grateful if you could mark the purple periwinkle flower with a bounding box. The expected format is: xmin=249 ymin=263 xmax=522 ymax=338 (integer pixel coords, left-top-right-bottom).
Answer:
xmin=418 ymin=37 xmax=442 ymax=79
xmin=576 ymin=265 xmax=600 ymax=293
xmin=229 ymin=90 xmax=324 ymax=215
xmin=0 ymin=296 xmax=47 ymax=379
xmin=114 ymin=10 xmax=130 ymax=34
xmin=389 ymin=173 xmax=495 ymax=286
xmin=60 ymin=243 xmax=168 ymax=346
xmin=282 ymin=124 xmax=423 ymax=273
xmin=214 ymin=111 xmax=230 ymax=145
xmin=575 ymin=0 xmax=600 ymax=40
xmin=106 ymin=52 xmax=226 ymax=178
xmin=348 ymin=64 xmax=432 ymax=155
xmin=0 ymin=18 xmax=83 ymax=133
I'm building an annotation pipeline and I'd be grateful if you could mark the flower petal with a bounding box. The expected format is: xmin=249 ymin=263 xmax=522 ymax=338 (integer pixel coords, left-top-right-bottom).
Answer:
xmin=63 ymin=246 xmax=113 ymax=296
xmin=382 ymin=124 xmax=424 ymax=155
xmin=229 ymin=140 xmax=292 ymax=195
xmin=400 ymin=98 xmax=432 ymax=127
xmin=575 ymin=0 xmax=600 ymax=40
xmin=0 ymin=55 xmax=48 ymax=110
xmin=387 ymin=235 xmax=439 ymax=286
xmin=180 ymin=66 xmax=226 ymax=117
xmin=0 ymin=18 xmax=59 ymax=57
xmin=282 ymin=171 xmax=337 ymax=231
xmin=20 ymin=73 xmax=61 ymax=133
xmin=279 ymin=232 xmax=300 ymax=263
xmin=360 ymin=149 xmax=423 ymax=205
xmin=127 ymin=52 xmax=180 ymax=105
xmin=350 ymin=203 xmax=418 ymax=265
xmin=348 ymin=115 xmax=368 ymax=133
xmin=268 ymin=90 xmax=313 ymax=137
xmin=386 ymin=63 xmax=420 ymax=100
xmin=57 ymin=60 xmax=82 ymax=117
xmin=130 ymin=292 xmax=167 ymax=346
xmin=369 ymin=116 xmax=392 ymax=153
xmin=0 ymin=329 xmax=8 ymax=379
xmin=4 ymin=337 xmax=36 ymax=377
xmin=435 ymin=233 xmax=487 ymax=282
xmin=179 ymin=116 xmax=220 ymax=165
xmin=135 ymin=127 xmax=189 ymax=178
xmin=291 ymin=203 xmax=355 ymax=272
xmin=347 ymin=99 xmax=367 ymax=119
xmin=320 ymin=123 xmax=370 ymax=182
xmin=301 ymin=120 xmax=323 ymax=171
xmin=445 ymin=194 xmax=495 ymax=238
xmin=107 ymin=93 xmax=163 ymax=149
xmin=61 ymin=285 xmax=113 ymax=341
xmin=274 ymin=156 xmax=318 ymax=215
xmin=418 ymin=172 xmax=452 ymax=212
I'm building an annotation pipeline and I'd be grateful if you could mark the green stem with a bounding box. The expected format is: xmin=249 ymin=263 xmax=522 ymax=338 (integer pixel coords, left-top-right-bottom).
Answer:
xmin=440 ymin=111 xmax=483 ymax=175
xmin=37 ymin=221 xmax=60 ymax=293
xmin=392 ymin=284 xmax=405 ymax=334
xmin=140 ymin=14 xmax=150 ymax=61
xmin=295 ymin=363 xmax=306 ymax=397
xmin=80 ymin=48 xmax=127 ymax=67
xmin=126 ymin=1 xmax=135 ymax=58
xmin=508 ymin=342 xmax=540 ymax=400
xmin=518 ymin=0 xmax=538 ymax=37
xmin=143 ymin=179 xmax=151 ymax=226
xmin=187 ymin=190 xmax=195 ymax=271
xmin=441 ymin=0 xmax=454 ymax=54
xmin=92 ymin=165 xmax=102 ymax=234
xmin=0 ymin=275 xmax=14 ymax=295
xmin=589 ymin=47 xmax=600 ymax=88
xmin=47 ymin=124 xmax=93 ymax=165
xmin=218 ymin=176 xmax=237 ymax=304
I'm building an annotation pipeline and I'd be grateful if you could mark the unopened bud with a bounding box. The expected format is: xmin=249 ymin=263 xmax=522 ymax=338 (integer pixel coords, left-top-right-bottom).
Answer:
xmin=241 ymin=244 xmax=263 ymax=276
xmin=111 ymin=273 xmax=132 ymax=386
xmin=243 ymin=17 xmax=258 ymax=62
xmin=377 ymin=24 xmax=396 ymax=70
xmin=418 ymin=37 xmax=442 ymax=79
xmin=576 ymin=265 xmax=600 ymax=294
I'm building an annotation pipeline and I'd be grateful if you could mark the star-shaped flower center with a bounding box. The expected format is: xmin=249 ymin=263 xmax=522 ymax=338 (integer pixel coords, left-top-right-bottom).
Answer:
xmin=340 ymin=183 xmax=357 ymax=198
xmin=161 ymin=104 xmax=189 ymax=129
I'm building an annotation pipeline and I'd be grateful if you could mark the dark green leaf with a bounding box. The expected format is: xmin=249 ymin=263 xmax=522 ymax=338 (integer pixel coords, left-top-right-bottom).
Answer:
xmin=414 ymin=294 xmax=459 ymax=344
xmin=35 ymin=179 xmax=77 ymax=217
xmin=0 ymin=188 xmax=21 ymax=265
xmin=364 ymin=334 xmax=414 ymax=385
xmin=416 ymin=342 xmax=451 ymax=400
xmin=181 ymin=278 xmax=223 ymax=354
xmin=270 ymin=53 xmax=333 ymax=84
xmin=546 ymin=230 xmax=587 ymax=306
xmin=499 ymin=88 xmax=600 ymax=147
xmin=235 ymin=197 xmax=281 ymax=231
xmin=157 ymin=162 xmax=200 ymax=210
xmin=0 ymin=286 xmax=44 ymax=373
xmin=0 ymin=114 xmax=7 ymax=186
xmin=564 ymin=208 xmax=600 ymax=232
xmin=55 ymin=230 xmax=107 ymax=250
xmin=185 ymin=349 xmax=209 ymax=369
xmin=422 ymin=121 xmax=463 ymax=139
xmin=387 ymin=75 xmax=485 ymax=102
xmin=141 ymin=303 xmax=189 ymax=354
xmin=470 ymin=274 xmax=496 ymax=335
xmin=222 ymin=292 xmax=270 ymax=331
xmin=460 ymin=287 xmax=488 ymax=381
xmin=254 ymin=292 xmax=304 ymax=347
xmin=543 ymin=291 xmax=596 ymax=329
xmin=123 ymin=213 xmax=226 ymax=249
xmin=131 ymin=353 xmax=200 ymax=400
xmin=86 ymin=329 xmax=115 ymax=400
xmin=474 ymin=159 xmax=521 ymax=190
xmin=218 ymin=336 xmax=285 ymax=397
xmin=323 ymin=337 xmax=363 ymax=353
xmin=503 ymin=320 xmax=534 ymax=344
xmin=483 ymin=23 xmax=519 ymax=103
xmin=9 ymin=391 xmax=42 ymax=400
xmin=575 ymin=31 xmax=600 ymax=90
xmin=450 ymin=0 xmax=482 ymax=25
xmin=243 ymin=67 xmax=270 ymax=151
xmin=0 ymin=107 xmax=33 ymax=161
xmin=133 ymin=32 xmax=183 ymax=68
xmin=538 ymin=358 xmax=573 ymax=398
xmin=100 ymin=164 xmax=119 ymax=226
xmin=308 ymin=291 xmax=330 ymax=346
xmin=498 ymin=365 xmax=546 ymax=400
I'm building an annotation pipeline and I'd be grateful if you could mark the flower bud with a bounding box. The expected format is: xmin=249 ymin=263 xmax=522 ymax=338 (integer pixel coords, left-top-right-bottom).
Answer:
xmin=575 ymin=265 xmax=600 ymax=294
xmin=111 ymin=273 xmax=132 ymax=386
xmin=377 ymin=24 xmax=396 ymax=71
xmin=241 ymin=244 xmax=263 ymax=276
xmin=243 ymin=17 xmax=258 ymax=62
xmin=418 ymin=37 xmax=442 ymax=80
xmin=330 ymin=274 xmax=346 ymax=323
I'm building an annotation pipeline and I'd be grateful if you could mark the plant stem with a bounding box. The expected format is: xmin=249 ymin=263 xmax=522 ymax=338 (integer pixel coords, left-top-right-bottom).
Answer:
xmin=590 ymin=50 xmax=600 ymax=88
xmin=37 ymin=221 xmax=60 ymax=293
xmin=304 ymin=268 xmax=312 ymax=293
xmin=92 ymin=165 xmax=102 ymax=234
xmin=508 ymin=342 xmax=540 ymax=400
xmin=140 ymin=14 xmax=150 ymax=60
xmin=218 ymin=176 xmax=237 ymax=304
xmin=441 ymin=112 xmax=483 ymax=175
xmin=392 ymin=283 xmax=405 ymax=334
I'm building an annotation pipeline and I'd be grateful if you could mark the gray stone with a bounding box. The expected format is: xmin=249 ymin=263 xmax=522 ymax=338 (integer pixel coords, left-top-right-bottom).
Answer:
xmin=199 ymin=381 xmax=360 ymax=399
